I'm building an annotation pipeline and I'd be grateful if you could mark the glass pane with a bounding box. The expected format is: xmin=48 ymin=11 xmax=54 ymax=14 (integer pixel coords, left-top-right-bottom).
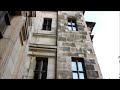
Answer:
xmin=34 ymin=72 xmax=40 ymax=79
xmin=41 ymin=72 xmax=47 ymax=79
xmin=78 ymin=62 xmax=83 ymax=71
xmin=48 ymin=19 xmax=52 ymax=25
xmin=68 ymin=22 xmax=71 ymax=25
xmin=47 ymin=26 xmax=51 ymax=30
xmin=68 ymin=26 xmax=72 ymax=31
xmin=72 ymin=22 xmax=75 ymax=25
xmin=73 ymin=73 xmax=78 ymax=79
xmin=43 ymin=25 xmax=46 ymax=30
xmin=42 ymin=60 xmax=48 ymax=71
xmin=79 ymin=73 xmax=85 ymax=79
xmin=43 ymin=19 xmax=47 ymax=25
xmin=73 ymin=27 xmax=76 ymax=31
xmin=72 ymin=62 xmax=77 ymax=71
xmin=35 ymin=61 xmax=41 ymax=70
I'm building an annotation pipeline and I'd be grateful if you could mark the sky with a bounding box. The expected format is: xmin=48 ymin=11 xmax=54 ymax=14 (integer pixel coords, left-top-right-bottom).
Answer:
xmin=84 ymin=11 xmax=119 ymax=79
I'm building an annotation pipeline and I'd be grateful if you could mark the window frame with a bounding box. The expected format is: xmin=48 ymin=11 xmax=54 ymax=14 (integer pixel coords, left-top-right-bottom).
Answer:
xmin=34 ymin=57 xmax=48 ymax=79
xmin=67 ymin=18 xmax=77 ymax=31
xmin=42 ymin=18 xmax=52 ymax=31
xmin=72 ymin=57 xmax=87 ymax=79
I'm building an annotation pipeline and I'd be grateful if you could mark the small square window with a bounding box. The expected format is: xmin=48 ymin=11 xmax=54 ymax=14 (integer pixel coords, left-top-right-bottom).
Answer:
xmin=67 ymin=18 xmax=77 ymax=31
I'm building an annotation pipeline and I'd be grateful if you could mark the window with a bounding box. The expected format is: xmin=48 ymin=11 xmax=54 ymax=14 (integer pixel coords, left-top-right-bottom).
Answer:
xmin=34 ymin=57 xmax=48 ymax=79
xmin=68 ymin=18 xmax=77 ymax=31
xmin=90 ymin=35 xmax=94 ymax=42
xmin=4 ymin=13 xmax=10 ymax=25
xmin=0 ymin=12 xmax=10 ymax=39
xmin=25 ymin=17 xmax=29 ymax=39
xmin=28 ymin=11 xmax=36 ymax=17
xmin=29 ymin=11 xmax=32 ymax=17
xmin=19 ymin=24 xmax=27 ymax=45
xmin=72 ymin=57 xmax=87 ymax=79
xmin=22 ymin=25 xmax=27 ymax=41
xmin=19 ymin=31 xmax=23 ymax=45
xmin=42 ymin=18 xmax=52 ymax=31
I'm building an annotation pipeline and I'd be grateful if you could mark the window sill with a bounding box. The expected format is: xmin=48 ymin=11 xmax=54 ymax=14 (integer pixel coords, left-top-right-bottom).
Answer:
xmin=65 ymin=29 xmax=79 ymax=33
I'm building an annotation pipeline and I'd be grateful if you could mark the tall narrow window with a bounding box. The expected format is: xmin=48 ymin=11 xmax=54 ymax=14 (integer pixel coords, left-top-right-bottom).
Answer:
xmin=4 ymin=13 xmax=10 ymax=25
xmin=21 ymin=25 xmax=26 ymax=41
xmin=19 ymin=31 xmax=23 ymax=45
xmin=68 ymin=18 xmax=77 ymax=31
xmin=34 ymin=57 xmax=48 ymax=79
xmin=42 ymin=18 xmax=52 ymax=31
xmin=19 ymin=24 xmax=28 ymax=46
xmin=72 ymin=57 xmax=87 ymax=79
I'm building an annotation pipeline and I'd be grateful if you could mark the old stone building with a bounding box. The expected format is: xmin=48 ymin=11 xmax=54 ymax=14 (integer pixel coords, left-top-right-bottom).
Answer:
xmin=0 ymin=11 xmax=103 ymax=79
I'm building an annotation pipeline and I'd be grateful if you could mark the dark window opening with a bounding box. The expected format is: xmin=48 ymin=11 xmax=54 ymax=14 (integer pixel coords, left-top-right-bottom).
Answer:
xmin=0 ymin=12 xmax=10 ymax=39
xmin=68 ymin=18 xmax=77 ymax=31
xmin=4 ymin=13 xmax=10 ymax=25
xmin=34 ymin=57 xmax=48 ymax=79
xmin=24 ymin=17 xmax=29 ymax=40
xmin=8 ymin=11 xmax=21 ymax=16
xmin=19 ymin=23 xmax=28 ymax=45
xmin=29 ymin=11 xmax=32 ymax=17
xmin=72 ymin=57 xmax=87 ymax=79
xmin=42 ymin=18 xmax=52 ymax=31
xmin=0 ymin=32 xmax=3 ymax=39
xmin=90 ymin=35 xmax=94 ymax=42
xmin=21 ymin=25 xmax=26 ymax=41
xmin=26 ymin=13 xmax=27 ymax=17
xmin=8 ymin=11 xmax=13 ymax=21
xmin=8 ymin=11 xmax=21 ymax=21
xmin=19 ymin=31 xmax=23 ymax=45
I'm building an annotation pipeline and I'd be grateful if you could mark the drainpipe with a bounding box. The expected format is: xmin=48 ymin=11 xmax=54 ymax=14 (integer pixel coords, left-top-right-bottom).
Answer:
xmin=55 ymin=11 xmax=58 ymax=79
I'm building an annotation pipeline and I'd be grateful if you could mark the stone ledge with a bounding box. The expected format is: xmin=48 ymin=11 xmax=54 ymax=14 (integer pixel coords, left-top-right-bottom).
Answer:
xmin=29 ymin=43 xmax=57 ymax=49
xmin=29 ymin=47 xmax=56 ymax=52
xmin=28 ymin=53 xmax=56 ymax=57
xmin=33 ymin=33 xmax=57 ymax=37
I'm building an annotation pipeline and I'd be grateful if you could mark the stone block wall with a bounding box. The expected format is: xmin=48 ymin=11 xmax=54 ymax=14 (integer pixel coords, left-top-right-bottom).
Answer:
xmin=0 ymin=11 xmax=102 ymax=79
xmin=57 ymin=11 xmax=102 ymax=79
